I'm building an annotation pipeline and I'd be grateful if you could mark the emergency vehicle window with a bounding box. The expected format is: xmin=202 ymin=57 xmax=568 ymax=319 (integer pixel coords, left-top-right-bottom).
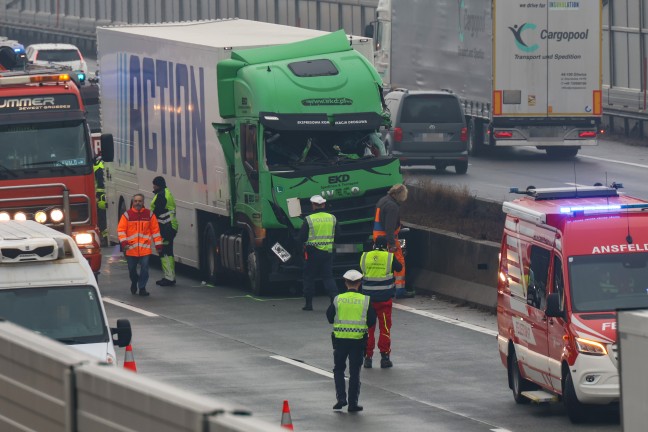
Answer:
xmin=553 ymin=256 xmax=565 ymax=311
xmin=527 ymin=245 xmax=550 ymax=310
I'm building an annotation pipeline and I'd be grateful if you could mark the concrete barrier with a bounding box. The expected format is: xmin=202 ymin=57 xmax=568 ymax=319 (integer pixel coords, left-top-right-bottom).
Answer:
xmin=0 ymin=320 xmax=284 ymax=431
xmin=405 ymin=222 xmax=500 ymax=312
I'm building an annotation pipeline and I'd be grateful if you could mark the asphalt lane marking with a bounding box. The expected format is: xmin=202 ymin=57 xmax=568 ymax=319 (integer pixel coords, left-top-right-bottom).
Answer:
xmin=392 ymin=303 xmax=498 ymax=337
xmin=579 ymin=154 xmax=648 ymax=169
xmin=227 ymin=295 xmax=302 ymax=302
xmin=272 ymin=354 xmax=509 ymax=430
xmin=103 ymin=297 xmax=159 ymax=317
xmin=271 ymin=355 xmax=334 ymax=379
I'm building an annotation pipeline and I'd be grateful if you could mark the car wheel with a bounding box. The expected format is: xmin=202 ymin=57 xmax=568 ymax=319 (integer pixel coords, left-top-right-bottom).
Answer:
xmin=454 ymin=161 xmax=468 ymax=175
xmin=509 ymin=350 xmax=533 ymax=404
xmin=564 ymin=373 xmax=589 ymax=423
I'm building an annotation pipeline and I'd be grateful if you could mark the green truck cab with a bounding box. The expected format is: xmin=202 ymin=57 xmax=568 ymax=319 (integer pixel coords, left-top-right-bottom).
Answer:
xmin=215 ymin=31 xmax=402 ymax=294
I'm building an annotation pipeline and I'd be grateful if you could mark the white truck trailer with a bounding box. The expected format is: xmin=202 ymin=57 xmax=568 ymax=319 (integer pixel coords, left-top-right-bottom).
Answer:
xmin=367 ymin=0 xmax=602 ymax=157
xmin=0 ymin=220 xmax=131 ymax=364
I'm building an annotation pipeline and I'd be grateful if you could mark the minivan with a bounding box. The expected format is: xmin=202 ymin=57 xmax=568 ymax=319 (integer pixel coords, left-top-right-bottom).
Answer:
xmin=383 ymin=89 xmax=468 ymax=174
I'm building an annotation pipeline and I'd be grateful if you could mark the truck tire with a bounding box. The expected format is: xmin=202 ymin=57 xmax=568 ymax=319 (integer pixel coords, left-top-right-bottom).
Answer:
xmin=246 ymin=248 xmax=269 ymax=296
xmin=467 ymin=120 xmax=485 ymax=156
xmin=454 ymin=161 xmax=468 ymax=175
xmin=545 ymin=147 xmax=579 ymax=158
xmin=201 ymin=222 xmax=225 ymax=285
xmin=509 ymin=350 xmax=533 ymax=404
xmin=564 ymin=373 xmax=588 ymax=423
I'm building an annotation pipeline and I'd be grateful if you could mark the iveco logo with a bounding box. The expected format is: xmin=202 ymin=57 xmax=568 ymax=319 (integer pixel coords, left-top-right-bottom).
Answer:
xmin=429 ymin=125 xmax=436 ymax=130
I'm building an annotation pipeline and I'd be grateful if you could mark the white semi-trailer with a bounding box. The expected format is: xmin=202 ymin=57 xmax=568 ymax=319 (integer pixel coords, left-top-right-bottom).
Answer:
xmin=368 ymin=0 xmax=602 ymax=157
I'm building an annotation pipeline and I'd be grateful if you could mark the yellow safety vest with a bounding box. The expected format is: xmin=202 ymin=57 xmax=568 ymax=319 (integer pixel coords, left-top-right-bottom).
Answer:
xmin=305 ymin=211 xmax=336 ymax=252
xmin=333 ymin=291 xmax=370 ymax=339
xmin=360 ymin=250 xmax=395 ymax=292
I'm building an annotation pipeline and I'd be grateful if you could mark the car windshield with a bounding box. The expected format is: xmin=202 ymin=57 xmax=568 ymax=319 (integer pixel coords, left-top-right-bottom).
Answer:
xmin=0 ymin=120 xmax=91 ymax=172
xmin=36 ymin=49 xmax=81 ymax=62
xmin=0 ymin=286 xmax=108 ymax=344
xmin=568 ymin=253 xmax=648 ymax=312
xmin=264 ymin=129 xmax=387 ymax=170
xmin=400 ymin=94 xmax=463 ymax=123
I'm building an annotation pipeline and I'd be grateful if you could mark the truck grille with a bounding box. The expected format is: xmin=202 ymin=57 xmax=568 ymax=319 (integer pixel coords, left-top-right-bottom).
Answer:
xmin=300 ymin=187 xmax=389 ymax=243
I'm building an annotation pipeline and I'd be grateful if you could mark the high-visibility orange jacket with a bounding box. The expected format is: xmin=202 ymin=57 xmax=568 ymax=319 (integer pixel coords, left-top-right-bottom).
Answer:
xmin=117 ymin=207 xmax=162 ymax=257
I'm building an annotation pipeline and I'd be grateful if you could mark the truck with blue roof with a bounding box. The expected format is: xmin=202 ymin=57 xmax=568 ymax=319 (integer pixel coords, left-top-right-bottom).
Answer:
xmin=99 ymin=19 xmax=402 ymax=294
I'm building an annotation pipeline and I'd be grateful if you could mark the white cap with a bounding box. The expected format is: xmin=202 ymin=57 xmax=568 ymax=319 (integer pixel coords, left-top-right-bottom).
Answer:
xmin=310 ymin=195 xmax=326 ymax=204
xmin=343 ymin=269 xmax=363 ymax=281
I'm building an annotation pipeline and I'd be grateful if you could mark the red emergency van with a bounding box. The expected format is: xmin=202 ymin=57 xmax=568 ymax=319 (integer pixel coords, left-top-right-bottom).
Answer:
xmin=497 ymin=185 xmax=648 ymax=423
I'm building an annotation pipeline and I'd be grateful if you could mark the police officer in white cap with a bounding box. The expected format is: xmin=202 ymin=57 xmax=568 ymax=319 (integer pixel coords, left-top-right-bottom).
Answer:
xmin=327 ymin=269 xmax=376 ymax=412
xmin=298 ymin=195 xmax=339 ymax=311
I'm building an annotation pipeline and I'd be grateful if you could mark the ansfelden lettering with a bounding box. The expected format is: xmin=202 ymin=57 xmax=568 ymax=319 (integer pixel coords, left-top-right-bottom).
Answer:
xmin=126 ymin=54 xmax=207 ymax=184
xmin=592 ymin=244 xmax=648 ymax=254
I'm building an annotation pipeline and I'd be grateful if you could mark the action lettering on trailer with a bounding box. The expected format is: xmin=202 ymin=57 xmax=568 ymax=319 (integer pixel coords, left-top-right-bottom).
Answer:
xmin=128 ymin=55 xmax=207 ymax=184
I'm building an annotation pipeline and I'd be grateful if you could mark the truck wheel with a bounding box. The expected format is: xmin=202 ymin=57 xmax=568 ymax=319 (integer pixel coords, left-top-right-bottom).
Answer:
xmin=454 ymin=161 xmax=468 ymax=175
xmin=467 ymin=120 xmax=485 ymax=156
xmin=509 ymin=350 xmax=533 ymax=404
xmin=546 ymin=147 xmax=579 ymax=158
xmin=201 ymin=223 xmax=225 ymax=285
xmin=247 ymin=248 xmax=269 ymax=296
xmin=564 ymin=373 xmax=588 ymax=423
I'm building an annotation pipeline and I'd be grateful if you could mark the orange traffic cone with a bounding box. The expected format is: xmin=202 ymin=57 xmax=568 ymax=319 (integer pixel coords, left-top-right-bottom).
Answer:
xmin=123 ymin=344 xmax=137 ymax=372
xmin=280 ymin=400 xmax=294 ymax=430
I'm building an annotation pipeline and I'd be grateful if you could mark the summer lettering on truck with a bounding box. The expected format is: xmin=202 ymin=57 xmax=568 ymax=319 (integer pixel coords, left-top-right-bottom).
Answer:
xmin=496 ymin=185 xmax=648 ymax=423
xmin=0 ymin=64 xmax=115 ymax=276
xmin=367 ymin=0 xmax=601 ymax=157
xmin=101 ymin=19 xmax=402 ymax=295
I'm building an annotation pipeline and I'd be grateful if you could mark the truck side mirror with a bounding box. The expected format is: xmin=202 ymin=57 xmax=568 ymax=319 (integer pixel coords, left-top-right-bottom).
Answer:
xmin=545 ymin=293 xmax=563 ymax=319
xmin=364 ymin=23 xmax=375 ymax=38
xmin=111 ymin=318 xmax=132 ymax=348
xmin=101 ymin=134 xmax=115 ymax=162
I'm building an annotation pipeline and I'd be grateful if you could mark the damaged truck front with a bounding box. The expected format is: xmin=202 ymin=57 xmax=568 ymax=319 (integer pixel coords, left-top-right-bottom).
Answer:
xmin=215 ymin=30 xmax=402 ymax=294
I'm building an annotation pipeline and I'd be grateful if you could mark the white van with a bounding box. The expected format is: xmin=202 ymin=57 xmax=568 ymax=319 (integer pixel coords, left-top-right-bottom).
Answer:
xmin=0 ymin=221 xmax=131 ymax=365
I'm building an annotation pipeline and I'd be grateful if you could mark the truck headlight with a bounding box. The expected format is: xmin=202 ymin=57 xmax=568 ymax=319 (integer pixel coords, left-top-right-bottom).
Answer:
xmin=75 ymin=233 xmax=93 ymax=245
xmin=0 ymin=212 xmax=9 ymax=221
xmin=50 ymin=208 xmax=64 ymax=222
xmin=34 ymin=211 xmax=48 ymax=224
xmin=13 ymin=212 xmax=26 ymax=221
xmin=575 ymin=337 xmax=607 ymax=356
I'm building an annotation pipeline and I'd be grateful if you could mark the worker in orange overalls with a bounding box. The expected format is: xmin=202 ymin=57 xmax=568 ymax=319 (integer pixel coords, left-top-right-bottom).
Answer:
xmin=372 ymin=184 xmax=412 ymax=298
xmin=118 ymin=193 xmax=163 ymax=297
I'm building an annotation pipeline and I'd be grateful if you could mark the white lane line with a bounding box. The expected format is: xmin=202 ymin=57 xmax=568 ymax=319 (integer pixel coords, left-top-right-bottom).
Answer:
xmin=270 ymin=355 xmax=334 ymax=379
xmin=393 ymin=303 xmax=498 ymax=337
xmin=272 ymin=355 xmax=509 ymax=430
xmin=103 ymin=297 xmax=159 ymax=317
xmin=579 ymin=154 xmax=648 ymax=169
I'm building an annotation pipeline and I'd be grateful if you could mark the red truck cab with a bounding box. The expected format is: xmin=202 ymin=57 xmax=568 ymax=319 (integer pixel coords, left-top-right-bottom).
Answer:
xmin=0 ymin=69 xmax=113 ymax=274
xmin=497 ymin=185 xmax=648 ymax=423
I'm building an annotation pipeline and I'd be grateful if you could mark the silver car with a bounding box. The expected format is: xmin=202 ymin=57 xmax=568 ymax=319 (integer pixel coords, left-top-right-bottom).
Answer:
xmin=383 ymin=89 xmax=468 ymax=174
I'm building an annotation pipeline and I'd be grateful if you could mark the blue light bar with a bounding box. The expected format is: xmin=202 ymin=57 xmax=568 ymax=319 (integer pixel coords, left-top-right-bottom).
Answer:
xmin=560 ymin=204 xmax=621 ymax=213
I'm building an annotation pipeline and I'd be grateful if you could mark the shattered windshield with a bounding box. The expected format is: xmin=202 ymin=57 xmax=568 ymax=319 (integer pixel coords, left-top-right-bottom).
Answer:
xmin=264 ymin=129 xmax=387 ymax=170
xmin=0 ymin=120 xmax=90 ymax=175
